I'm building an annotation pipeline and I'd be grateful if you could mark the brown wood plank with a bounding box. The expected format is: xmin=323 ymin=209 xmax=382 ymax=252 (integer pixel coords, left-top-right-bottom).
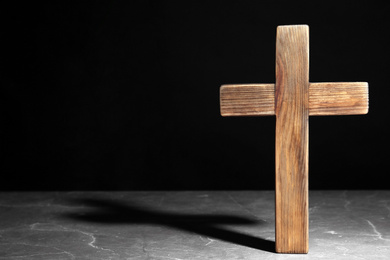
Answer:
xmin=220 ymin=82 xmax=368 ymax=116
xmin=309 ymin=82 xmax=369 ymax=115
xmin=275 ymin=25 xmax=309 ymax=254
xmin=220 ymin=84 xmax=275 ymax=116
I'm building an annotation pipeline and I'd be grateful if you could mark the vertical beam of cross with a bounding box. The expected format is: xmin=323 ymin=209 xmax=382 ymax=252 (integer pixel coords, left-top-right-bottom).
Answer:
xmin=275 ymin=25 xmax=309 ymax=253
xmin=219 ymin=25 xmax=368 ymax=254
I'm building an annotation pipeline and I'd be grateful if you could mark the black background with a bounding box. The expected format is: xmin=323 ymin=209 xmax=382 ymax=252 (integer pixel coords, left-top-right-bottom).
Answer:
xmin=2 ymin=1 xmax=388 ymax=190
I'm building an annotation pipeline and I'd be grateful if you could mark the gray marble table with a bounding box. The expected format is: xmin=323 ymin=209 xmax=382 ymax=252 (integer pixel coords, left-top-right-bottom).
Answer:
xmin=0 ymin=191 xmax=389 ymax=259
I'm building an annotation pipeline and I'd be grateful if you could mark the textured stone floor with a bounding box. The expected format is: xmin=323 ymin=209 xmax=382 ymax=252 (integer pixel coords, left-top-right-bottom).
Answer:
xmin=0 ymin=191 xmax=389 ymax=259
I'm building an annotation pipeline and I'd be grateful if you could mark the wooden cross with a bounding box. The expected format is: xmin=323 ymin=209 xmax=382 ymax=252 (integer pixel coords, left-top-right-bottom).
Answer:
xmin=219 ymin=25 xmax=369 ymax=254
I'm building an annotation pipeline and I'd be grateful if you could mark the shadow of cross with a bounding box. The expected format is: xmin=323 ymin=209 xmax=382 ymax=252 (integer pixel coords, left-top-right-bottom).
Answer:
xmin=220 ymin=25 xmax=369 ymax=254
xmin=64 ymin=198 xmax=275 ymax=253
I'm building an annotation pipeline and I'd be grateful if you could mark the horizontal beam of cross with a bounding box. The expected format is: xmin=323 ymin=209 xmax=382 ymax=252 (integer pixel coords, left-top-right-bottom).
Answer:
xmin=220 ymin=82 xmax=368 ymax=116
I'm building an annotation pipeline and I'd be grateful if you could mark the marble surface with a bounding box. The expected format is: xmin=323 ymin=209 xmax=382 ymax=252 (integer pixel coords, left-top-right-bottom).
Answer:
xmin=0 ymin=191 xmax=389 ymax=259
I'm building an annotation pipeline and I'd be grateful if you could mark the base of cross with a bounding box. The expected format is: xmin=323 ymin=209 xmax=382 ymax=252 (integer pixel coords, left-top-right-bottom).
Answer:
xmin=219 ymin=25 xmax=368 ymax=254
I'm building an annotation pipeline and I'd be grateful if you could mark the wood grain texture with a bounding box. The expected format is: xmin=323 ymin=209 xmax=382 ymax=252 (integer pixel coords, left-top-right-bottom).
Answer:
xmin=309 ymin=82 xmax=369 ymax=115
xmin=220 ymin=82 xmax=368 ymax=116
xmin=275 ymin=25 xmax=309 ymax=254
xmin=220 ymin=84 xmax=275 ymax=116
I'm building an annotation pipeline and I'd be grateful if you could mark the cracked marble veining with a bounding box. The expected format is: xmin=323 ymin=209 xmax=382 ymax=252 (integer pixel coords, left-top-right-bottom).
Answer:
xmin=366 ymin=220 xmax=390 ymax=242
xmin=0 ymin=242 xmax=76 ymax=259
xmin=0 ymin=191 xmax=389 ymax=259
xmin=226 ymin=192 xmax=261 ymax=220
xmin=30 ymin=223 xmax=119 ymax=256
